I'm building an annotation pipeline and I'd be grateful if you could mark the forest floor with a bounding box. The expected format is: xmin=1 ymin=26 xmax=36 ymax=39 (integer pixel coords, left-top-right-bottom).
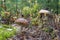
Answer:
xmin=7 ymin=23 xmax=60 ymax=40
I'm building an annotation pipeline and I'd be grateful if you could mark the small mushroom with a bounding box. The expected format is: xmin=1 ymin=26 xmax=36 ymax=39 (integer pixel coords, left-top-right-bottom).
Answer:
xmin=39 ymin=9 xmax=50 ymax=18
xmin=5 ymin=12 xmax=10 ymax=15
xmin=10 ymin=16 xmax=17 ymax=23
xmin=15 ymin=18 xmax=29 ymax=33
xmin=39 ymin=10 xmax=50 ymax=21
xmin=39 ymin=9 xmax=53 ymax=19
xmin=15 ymin=18 xmax=29 ymax=26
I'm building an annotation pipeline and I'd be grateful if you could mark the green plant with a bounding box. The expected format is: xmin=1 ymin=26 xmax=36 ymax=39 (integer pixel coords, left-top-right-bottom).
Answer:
xmin=22 ymin=6 xmax=31 ymax=18
xmin=0 ymin=25 xmax=16 ymax=40
xmin=1 ymin=11 xmax=5 ymax=17
xmin=42 ymin=26 xmax=56 ymax=39
xmin=42 ymin=26 xmax=53 ymax=33
xmin=31 ymin=17 xmax=39 ymax=26
xmin=50 ymin=31 xmax=56 ymax=39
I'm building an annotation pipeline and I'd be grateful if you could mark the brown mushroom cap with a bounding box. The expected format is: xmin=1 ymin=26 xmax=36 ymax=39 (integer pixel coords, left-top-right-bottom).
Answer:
xmin=15 ymin=18 xmax=29 ymax=26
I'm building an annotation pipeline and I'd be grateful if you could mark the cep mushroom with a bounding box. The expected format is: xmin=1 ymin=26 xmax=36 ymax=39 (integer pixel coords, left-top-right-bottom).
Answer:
xmin=39 ymin=9 xmax=53 ymax=18
xmin=15 ymin=18 xmax=29 ymax=32
xmin=39 ymin=9 xmax=50 ymax=18
xmin=39 ymin=9 xmax=55 ymax=27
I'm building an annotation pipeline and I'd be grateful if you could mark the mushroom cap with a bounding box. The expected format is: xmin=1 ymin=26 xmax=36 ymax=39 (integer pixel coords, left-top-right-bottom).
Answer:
xmin=15 ymin=18 xmax=28 ymax=25
xmin=39 ymin=9 xmax=50 ymax=14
